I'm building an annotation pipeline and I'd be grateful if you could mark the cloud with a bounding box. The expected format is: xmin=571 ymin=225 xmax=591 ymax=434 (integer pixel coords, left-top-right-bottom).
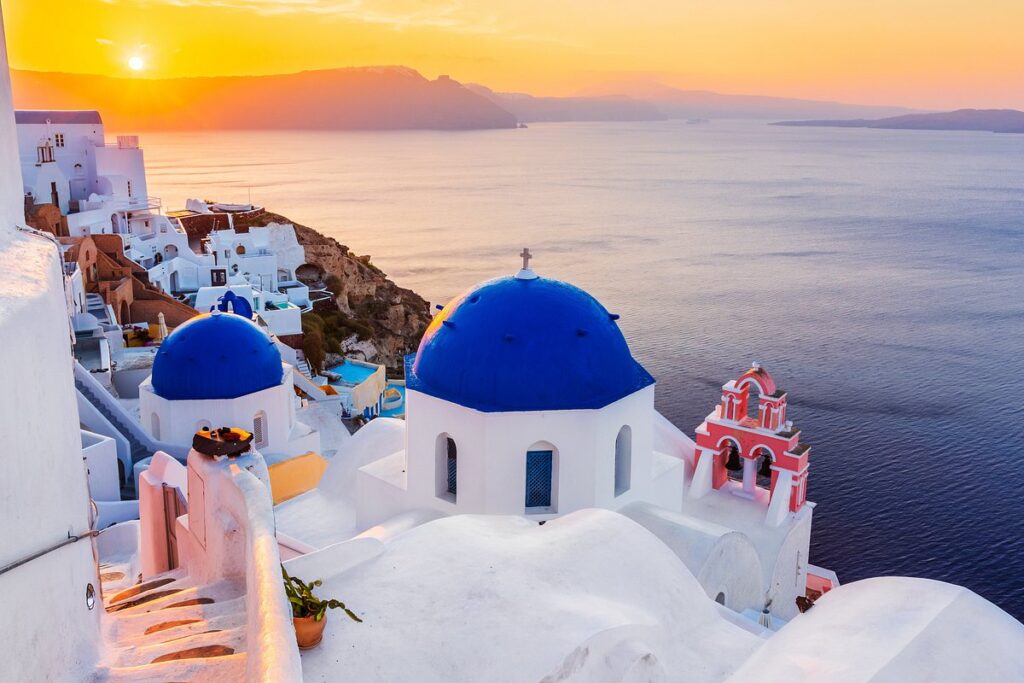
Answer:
xmin=110 ymin=0 xmax=557 ymax=42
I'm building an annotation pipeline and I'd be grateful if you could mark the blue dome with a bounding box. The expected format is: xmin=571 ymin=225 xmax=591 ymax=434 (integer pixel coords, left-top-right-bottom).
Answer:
xmin=407 ymin=276 xmax=654 ymax=412
xmin=152 ymin=312 xmax=283 ymax=400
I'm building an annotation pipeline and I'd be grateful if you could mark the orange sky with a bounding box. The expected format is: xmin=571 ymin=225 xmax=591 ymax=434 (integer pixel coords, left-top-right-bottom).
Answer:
xmin=4 ymin=0 xmax=1023 ymax=109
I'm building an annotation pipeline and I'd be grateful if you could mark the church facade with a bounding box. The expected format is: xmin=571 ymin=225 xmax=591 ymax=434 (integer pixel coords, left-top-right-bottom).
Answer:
xmin=351 ymin=258 xmax=822 ymax=620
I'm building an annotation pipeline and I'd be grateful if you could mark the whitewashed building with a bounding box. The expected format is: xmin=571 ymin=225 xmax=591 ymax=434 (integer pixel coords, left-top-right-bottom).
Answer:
xmin=138 ymin=310 xmax=320 ymax=460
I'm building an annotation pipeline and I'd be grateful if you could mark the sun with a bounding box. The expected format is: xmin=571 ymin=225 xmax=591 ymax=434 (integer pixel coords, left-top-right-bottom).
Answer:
xmin=128 ymin=56 xmax=145 ymax=72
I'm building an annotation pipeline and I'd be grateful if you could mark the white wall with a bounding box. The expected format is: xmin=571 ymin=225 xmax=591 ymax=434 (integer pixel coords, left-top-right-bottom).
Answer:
xmin=138 ymin=368 xmax=320 ymax=460
xmin=94 ymin=144 xmax=148 ymax=201
xmin=0 ymin=13 xmax=20 ymax=232
xmin=24 ymin=160 xmax=70 ymax=213
xmin=82 ymin=430 xmax=121 ymax=502
xmin=357 ymin=386 xmax=682 ymax=529
xmin=16 ymin=121 xmax=104 ymax=202
xmin=0 ymin=10 xmax=101 ymax=673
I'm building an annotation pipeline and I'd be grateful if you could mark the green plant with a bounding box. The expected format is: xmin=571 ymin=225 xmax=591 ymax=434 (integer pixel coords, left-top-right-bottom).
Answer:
xmin=301 ymin=320 xmax=326 ymax=375
xmin=282 ymin=565 xmax=362 ymax=623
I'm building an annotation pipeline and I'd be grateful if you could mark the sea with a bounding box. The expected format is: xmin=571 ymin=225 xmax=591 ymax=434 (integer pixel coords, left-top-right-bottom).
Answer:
xmin=139 ymin=120 xmax=1024 ymax=620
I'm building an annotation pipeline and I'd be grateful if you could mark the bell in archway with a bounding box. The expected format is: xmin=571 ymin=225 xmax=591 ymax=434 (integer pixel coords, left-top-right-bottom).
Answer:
xmin=758 ymin=455 xmax=773 ymax=478
xmin=725 ymin=447 xmax=742 ymax=471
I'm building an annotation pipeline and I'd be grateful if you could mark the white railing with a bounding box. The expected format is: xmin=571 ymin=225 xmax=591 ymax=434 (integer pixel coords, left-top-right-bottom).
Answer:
xmin=73 ymin=361 xmax=190 ymax=462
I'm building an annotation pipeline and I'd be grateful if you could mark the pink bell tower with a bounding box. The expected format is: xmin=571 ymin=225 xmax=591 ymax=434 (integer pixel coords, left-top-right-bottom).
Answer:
xmin=693 ymin=363 xmax=811 ymax=519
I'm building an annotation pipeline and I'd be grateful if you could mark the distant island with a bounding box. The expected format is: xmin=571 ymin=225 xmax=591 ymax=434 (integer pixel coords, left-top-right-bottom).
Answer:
xmin=773 ymin=108 xmax=1024 ymax=133
xmin=12 ymin=66 xmax=919 ymax=131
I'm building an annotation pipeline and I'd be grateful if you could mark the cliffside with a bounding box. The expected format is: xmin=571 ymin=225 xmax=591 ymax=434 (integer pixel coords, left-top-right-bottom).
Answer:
xmin=233 ymin=210 xmax=432 ymax=373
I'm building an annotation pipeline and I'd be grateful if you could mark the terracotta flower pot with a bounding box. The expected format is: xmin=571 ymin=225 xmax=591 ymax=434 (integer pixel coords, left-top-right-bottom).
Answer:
xmin=294 ymin=614 xmax=327 ymax=650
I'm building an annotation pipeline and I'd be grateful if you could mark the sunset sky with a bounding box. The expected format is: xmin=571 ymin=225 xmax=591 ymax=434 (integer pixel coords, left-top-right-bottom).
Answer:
xmin=4 ymin=0 xmax=1023 ymax=109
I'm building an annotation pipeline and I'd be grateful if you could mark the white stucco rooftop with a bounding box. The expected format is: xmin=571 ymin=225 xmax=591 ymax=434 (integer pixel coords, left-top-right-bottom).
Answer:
xmin=287 ymin=509 xmax=762 ymax=683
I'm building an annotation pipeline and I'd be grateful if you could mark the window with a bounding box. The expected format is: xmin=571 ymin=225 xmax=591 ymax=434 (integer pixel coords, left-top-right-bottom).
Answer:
xmin=525 ymin=448 xmax=555 ymax=511
xmin=127 ymin=180 xmax=133 ymax=198
xmin=151 ymin=413 xmax=161 ymax=440
xmin=253 ymin=411 xmax=268 ymax=449
xmin=54 ymin=133 xmax=65 ymax=147
xmin=435 ymin=433 xmax=457 ymax=502
xmin=715 ymin=592 xmax=726 ymax=605
xmin=614 ymin=425 xmax=632 ymax=496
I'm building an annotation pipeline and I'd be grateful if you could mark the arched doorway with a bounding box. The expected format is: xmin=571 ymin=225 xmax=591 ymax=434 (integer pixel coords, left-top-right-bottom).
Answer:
xmin=118 ymin=301 xmax=130 ymax=325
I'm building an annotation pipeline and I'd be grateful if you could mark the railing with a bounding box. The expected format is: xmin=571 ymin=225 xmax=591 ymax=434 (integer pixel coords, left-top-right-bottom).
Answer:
xmin=121 ymin=196 xmax=162 ymax=211
xmin=73 ymin=361 xmax=190 ymax=463
xmin=238 ymin=249 xmax=273 ymax=258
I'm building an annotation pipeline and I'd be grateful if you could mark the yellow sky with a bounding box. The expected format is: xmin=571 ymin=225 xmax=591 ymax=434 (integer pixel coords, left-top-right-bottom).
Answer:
xmin=4 ymin=0 xmax=1023 ymax=108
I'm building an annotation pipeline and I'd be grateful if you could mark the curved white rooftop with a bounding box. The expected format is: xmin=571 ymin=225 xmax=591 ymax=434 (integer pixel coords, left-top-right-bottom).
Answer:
xmin=287 ymin=509 xmax=762 ymax=682
xmin=728 ymin=576 xmax=1024 ymax=682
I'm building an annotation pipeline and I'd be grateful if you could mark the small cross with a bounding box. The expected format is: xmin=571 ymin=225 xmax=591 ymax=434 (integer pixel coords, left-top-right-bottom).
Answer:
xmin=520 ymin=247 xmax=532 ymax=270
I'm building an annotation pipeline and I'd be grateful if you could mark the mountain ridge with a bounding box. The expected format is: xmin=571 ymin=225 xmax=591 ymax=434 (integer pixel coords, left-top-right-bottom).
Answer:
xmin=12 ymin=66 xmax=925 ymax=130
xmin=10 ymin=67 xmax=518 ymax=131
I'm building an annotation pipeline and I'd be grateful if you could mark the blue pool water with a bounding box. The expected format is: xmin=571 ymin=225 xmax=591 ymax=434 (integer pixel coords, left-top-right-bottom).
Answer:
xmin=381 ymin=383 xmax=406 ymax=419
xmin=326 ymin=361 xmax=378 ymax=386
xmin=143 ymin=121 xmax=1024 ymax=619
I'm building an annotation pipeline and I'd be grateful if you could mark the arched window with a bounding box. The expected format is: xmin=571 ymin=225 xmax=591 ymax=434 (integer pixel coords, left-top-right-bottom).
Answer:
xmin=744 ymin=382 xmax=762 ymax=421
xmin=715 ymin=592 xmax=726 ymax=605
xmin=525 ymin=442 xmax=558 ymax=513
xmin=435 ymin=433 xmax=457 ymax=502
xmin=720 ymin=438 xmax=744 ymax=482
xmin=150 ymin=413 xmax=161 ymax=440
xmin=253 ymin=411 xmax=268 ymax=449
xmin=236 ymin=244 xmax=246 ymax=256
xmin=614 ymin=425 xmax=632 ymax=496
xmin=754 ymin=447 xmax=774 ymax=488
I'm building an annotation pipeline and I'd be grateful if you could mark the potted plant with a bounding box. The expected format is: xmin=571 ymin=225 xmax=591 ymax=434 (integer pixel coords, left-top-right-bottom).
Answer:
xmin=282 ymin=565 xmax=362 ymax=650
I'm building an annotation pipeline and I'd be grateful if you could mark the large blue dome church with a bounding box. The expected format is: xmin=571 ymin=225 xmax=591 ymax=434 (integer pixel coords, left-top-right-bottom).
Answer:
xmin=152 ymin=311 xmax=283 ymax=401
xmin=407 ymin=271 xmax=654 ymax=412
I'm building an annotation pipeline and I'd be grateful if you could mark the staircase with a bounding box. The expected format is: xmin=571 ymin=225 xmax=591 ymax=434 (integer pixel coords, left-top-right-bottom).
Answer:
xmin=86 ymin=292 xmax=114 ymax=325
xmin=95 ymin=567 xmax=249 ymax=681
xmin=74 ymin=361 xmax=189 ymax=497
xmin=75 ymin=376 xmax=150 ymax=464
xmin=294 ymin=357 xmax=313 ymax=380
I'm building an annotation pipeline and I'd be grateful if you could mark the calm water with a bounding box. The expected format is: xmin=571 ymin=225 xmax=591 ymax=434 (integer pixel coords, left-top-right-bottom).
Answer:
xmin=139 ymin=121 xmax=1024 ymax=619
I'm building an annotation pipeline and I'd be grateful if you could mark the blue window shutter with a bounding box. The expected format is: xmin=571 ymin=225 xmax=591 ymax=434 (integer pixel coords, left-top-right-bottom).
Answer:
xmin=525 ymin=450 xmax=553 ymax=508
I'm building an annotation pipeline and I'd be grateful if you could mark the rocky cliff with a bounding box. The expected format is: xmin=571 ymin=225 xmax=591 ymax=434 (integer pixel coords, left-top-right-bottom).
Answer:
xmin=234 ymin=210 xmax=432 ymax=374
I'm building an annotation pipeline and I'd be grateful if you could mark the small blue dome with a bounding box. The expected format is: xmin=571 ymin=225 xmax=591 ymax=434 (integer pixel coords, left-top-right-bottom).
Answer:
xmin=152 ymin=312 xmax=283 ymax=400
xmin=408 ymin=276 xmax=654 ymax=412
